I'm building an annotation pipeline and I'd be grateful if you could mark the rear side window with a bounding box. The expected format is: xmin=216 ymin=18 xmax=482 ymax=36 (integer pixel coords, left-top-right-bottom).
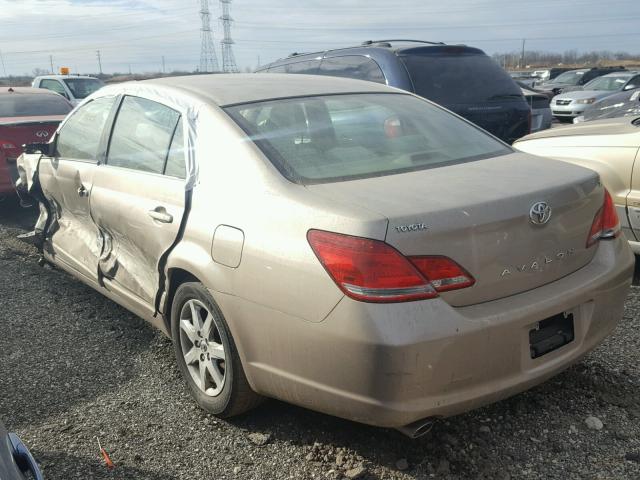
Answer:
xmin=269 ymin=60 xmax=320 ymax=75
xmin=318 ymin=56 xmax=386 ymax=84
xmin=107 ymin=96 xmax=180 ymax=174
xmin=0 ymin=94 xmax=72 ymax=117
xmin=56 ymin=96 xmax=116 ymax=161
xmin=226 ymin=93 xmax=510 ymax=184
xmin=400 ymin=53 xmax=521 ymax=104
xmin=39 ymin=79 xmax=67 ymax=97
xmin=164 ymin=122 xmax=186 ymax=179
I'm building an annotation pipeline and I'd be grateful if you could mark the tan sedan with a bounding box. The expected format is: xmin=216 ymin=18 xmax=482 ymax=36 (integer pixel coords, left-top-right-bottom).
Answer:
xmin=516 ymin=116 xmax=640 ymax=255
xmin=16 ymin=75 xmax=633 ymax=437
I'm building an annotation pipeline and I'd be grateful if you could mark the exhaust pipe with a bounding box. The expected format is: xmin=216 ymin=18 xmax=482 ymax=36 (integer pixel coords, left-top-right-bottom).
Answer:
xmin=396 ymin=418 xmax=436 ymax=439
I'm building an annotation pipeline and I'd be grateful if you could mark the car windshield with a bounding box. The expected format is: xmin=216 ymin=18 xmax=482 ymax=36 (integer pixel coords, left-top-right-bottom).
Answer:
xmin=62 ymin=78 xmax=104 ymax=99
xmin=552 ymin=71 xmax=585 ymax=85
xmin=225 ymin=93 xmax=511 ymax=184
xmin=399 ymin=54 xmax=522 ymax=104
xmin=584 ymin=75 xmax=630 ymax=91
xmin=0 ymin=94 xmax=72 ymax=117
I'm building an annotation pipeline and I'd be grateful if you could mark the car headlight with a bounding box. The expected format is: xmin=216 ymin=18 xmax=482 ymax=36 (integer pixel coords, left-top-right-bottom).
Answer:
xmin=576 ymin=98 xmax=596 ymax=104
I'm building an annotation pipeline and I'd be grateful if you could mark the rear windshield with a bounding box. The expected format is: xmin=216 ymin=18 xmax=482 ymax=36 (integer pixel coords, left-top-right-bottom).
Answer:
xmin=399 ymin=54 xmax=522 ymax=104
xmin=0 ymin=94 xmax=72 ymax=117
xmin=63 ymin=78 xmax=104 ymax=99
xmin=225 ymin=93 xmax=511 ymax=184
xmin=552 ymin=71 xmax=585 ymax=85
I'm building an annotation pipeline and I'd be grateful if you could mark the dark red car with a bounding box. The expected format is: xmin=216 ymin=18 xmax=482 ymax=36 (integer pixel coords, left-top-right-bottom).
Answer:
xmin=0 ymin=87 xmax=72 ymax=197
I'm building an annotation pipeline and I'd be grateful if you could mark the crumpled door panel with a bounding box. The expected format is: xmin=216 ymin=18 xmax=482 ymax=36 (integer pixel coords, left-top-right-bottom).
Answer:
xmin=29 ymin=156 xmax=101 ymax=283
xmin=90 ymin=165 xmax=186 ymax=306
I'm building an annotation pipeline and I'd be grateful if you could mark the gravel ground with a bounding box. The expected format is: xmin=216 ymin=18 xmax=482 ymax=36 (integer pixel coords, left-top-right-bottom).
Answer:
xmin=1 ymin=199 xmax=639 ymax=480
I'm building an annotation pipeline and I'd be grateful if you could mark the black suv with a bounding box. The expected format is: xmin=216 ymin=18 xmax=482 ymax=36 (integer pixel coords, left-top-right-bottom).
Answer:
xmin=257 ymin=40 xmax=530 ymax=144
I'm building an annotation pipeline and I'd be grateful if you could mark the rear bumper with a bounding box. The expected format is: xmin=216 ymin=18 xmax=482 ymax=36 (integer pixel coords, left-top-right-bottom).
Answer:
xmin=220 ymin=238 xmax=633 ymax=428
xmin=0 ymin=160 xmax=15 ymax=195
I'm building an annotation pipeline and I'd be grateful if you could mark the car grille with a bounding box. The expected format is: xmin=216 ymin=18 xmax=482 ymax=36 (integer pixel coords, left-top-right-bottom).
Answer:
xmin=552 ymin=110 xmax=572 ymax=115
xmin=555 ymin=99 xmax=572 ymax=106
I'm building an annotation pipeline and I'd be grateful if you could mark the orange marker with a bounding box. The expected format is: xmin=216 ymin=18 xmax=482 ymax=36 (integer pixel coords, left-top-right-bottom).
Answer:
xmin=96 ymin=438 xmax=115 ymax=470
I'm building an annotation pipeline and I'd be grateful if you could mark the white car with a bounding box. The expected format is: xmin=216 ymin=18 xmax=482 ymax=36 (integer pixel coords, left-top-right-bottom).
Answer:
xmin=32 ymin=75 xmax=105 ymax=106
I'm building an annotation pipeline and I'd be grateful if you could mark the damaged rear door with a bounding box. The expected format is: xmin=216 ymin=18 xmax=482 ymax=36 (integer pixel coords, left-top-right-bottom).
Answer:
xmin=89 ymin=95 xmax=187 ymax=310
xmin=36 ymin=95 xmax=118 ymax=282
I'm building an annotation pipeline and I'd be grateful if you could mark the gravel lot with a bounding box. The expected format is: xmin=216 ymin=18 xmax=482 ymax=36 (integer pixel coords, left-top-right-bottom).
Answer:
xmin=1 ymin=199 xmax=639 ymax=480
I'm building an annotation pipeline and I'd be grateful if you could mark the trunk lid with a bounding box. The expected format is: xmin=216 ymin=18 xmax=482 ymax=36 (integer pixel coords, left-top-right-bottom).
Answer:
xmin=0 ymin=116 xmax=63 ymax=158
xmin=306 ymin=152 xmax=602 ymax=307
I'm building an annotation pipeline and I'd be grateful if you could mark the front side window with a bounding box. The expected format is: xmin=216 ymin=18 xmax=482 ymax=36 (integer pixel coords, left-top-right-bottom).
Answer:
xmin=56 ymin=96 xmax=116 ymax=161
xmin=0 ymin=94 xmax=72 ymax=117
xmin=40 ymin=79 xmax=67 ymax=97
xmin=107 ymin=96 xmax=180 ymax=174
xmin=63 ymin=78 xmax=104 ymax=99
xmin=319 ymin=56 xmax=386 ymax=84
xmin=226 ymin=93 xmax=510 ymax=184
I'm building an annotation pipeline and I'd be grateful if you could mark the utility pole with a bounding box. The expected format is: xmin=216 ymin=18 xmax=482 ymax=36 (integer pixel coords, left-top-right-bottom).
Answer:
xmin=96 ymin=50 xmax=103 ymax=75
xmin=199 ymin=0 xmax=220 ymax=72
xmin=128 ymin=64 xmax=132 ymax=75
xmin=520 ymin=39 xmax=526 ymax=69
xmin=162 ymin=55 xmax=166 ymax=73
xmin=220 ymin=0 xmax=239 ymax=73
xmin=0 ymin=50 xmax=7 ymax=78
xmin=49 ymin=55 xmax=54 ymax=74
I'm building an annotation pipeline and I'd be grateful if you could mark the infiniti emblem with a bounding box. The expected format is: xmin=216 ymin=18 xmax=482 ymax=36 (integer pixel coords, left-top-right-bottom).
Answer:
xmin=35 ymin=130 xmax=49 ymax=138
xmin=530 ymin=202 xmax=552 ymax=225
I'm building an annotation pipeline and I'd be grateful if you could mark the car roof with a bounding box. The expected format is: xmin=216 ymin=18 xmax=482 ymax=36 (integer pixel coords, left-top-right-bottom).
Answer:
xmin=0 ymin=86 xmax=64 ymax=96
xmin=141 ymin=73 xmax=400 ymax=106
xmin=34 ymin=75 xmax=99 ymax=80
xmin=599 ymin=71 xmax=637 ymax=78
xmin=262 ymin=42 xmax=485 ymax=69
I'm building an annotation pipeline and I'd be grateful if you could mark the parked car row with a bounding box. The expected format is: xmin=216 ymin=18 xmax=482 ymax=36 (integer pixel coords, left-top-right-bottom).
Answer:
xmin=9 ymin=72 xmax=634 ymax=440
xmin=551 ymin=71 xmax=640 ymax=122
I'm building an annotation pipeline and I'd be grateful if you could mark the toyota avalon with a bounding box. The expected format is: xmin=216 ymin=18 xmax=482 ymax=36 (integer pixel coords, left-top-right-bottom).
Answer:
xmin=15 ymin=74 xmax=634 ymax=437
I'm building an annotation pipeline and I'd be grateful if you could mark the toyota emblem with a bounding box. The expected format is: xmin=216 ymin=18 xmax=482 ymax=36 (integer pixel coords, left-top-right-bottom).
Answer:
xmin=530 ymin=202 xmax=552 ymax=225
xmin=35 ymin=130 xmax=49 ymax=138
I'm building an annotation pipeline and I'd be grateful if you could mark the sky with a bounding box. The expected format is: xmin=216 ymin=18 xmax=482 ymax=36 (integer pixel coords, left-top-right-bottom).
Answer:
xmin=0 ymin=0 xmax=638 ymax=76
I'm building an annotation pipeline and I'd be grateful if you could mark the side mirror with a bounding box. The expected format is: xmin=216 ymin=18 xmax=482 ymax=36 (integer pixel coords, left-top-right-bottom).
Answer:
xmin=23 ymin=141 xmax=55 ymax=156
xmin=624 ymin=84 xmax=639 ymax=91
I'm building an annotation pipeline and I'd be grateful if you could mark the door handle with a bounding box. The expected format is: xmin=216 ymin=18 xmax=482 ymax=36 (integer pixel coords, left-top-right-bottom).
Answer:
xmin=148 ymin=207 xmax=173 ymax=224
xmin=77 ymin=185 xmax=89 ymax=197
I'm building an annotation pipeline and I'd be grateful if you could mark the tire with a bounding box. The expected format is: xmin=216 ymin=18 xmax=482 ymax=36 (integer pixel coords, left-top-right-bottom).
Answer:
xmin=171 ymin=282 xmax=262 ymax=417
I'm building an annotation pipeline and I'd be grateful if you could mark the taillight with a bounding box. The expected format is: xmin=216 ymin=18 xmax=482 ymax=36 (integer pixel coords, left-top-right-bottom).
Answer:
xmin=586 ymin=189 xmax=620 ymax=248
xmin=307 ymin=230 xmax=474 ymax=303
xmin=409 ymin=256 xmax=476 ymax=292
xmin=0 ymin=140 xmax=20 ymax=161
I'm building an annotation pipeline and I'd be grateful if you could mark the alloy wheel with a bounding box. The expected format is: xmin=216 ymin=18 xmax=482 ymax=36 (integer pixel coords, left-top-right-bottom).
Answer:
xmin=179 ymin=299 xmax=226 ymax=396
